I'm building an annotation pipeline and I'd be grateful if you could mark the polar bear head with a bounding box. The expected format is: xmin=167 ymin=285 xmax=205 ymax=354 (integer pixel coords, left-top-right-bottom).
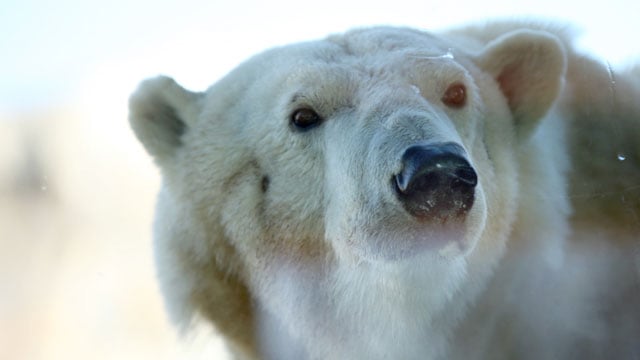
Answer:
xmin=130 ymin=26 xmax=566 ymax=358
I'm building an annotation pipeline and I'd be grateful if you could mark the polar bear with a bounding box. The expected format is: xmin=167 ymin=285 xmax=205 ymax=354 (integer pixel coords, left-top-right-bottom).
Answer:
xmin=129 ymin=20 xmax=640 ymax=359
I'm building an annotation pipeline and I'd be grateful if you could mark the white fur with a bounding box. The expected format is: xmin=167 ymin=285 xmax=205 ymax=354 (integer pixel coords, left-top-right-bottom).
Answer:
xmin=129 ymin=20 xmax=640 ymax=360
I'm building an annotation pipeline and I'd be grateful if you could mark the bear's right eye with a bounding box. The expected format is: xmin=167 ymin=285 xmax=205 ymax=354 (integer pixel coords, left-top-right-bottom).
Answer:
xmin=290 ymin=108 xmax=323 ymax=131
xmin=441 ymin=82 xmax=467 ymax=108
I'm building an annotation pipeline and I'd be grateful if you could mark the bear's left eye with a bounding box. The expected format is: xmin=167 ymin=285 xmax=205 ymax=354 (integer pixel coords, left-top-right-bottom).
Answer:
xmin=290 ymin=108 xmax=323 ymax=131
xmin=441 ymin=82 xmax=467 ymax=108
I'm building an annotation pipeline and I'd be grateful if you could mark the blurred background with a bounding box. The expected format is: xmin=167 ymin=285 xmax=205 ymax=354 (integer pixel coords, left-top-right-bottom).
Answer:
xmin=1 ymin=1 xmax=638 ymax=359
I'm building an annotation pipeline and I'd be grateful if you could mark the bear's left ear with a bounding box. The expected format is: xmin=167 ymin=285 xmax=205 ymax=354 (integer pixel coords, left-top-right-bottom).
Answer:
xmin=476 ymin=30 xmax=567 ymax=138
xmin=129 ymin=76 xmax=203 ymax=163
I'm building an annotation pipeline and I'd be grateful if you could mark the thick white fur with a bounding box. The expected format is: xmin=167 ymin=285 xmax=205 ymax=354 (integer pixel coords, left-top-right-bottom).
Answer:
xmin=130 ymin=20 xmax=640 ymax=359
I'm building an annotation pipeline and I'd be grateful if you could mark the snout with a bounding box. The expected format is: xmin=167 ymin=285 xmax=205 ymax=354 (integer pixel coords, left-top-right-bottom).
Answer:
xmin=393 ymin=143 xmax=477 ymax=221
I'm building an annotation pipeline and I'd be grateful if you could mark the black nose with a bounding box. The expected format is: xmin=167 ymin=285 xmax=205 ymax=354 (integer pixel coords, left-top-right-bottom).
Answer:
xmin=394 ymin=143 xmax=477 ymax=221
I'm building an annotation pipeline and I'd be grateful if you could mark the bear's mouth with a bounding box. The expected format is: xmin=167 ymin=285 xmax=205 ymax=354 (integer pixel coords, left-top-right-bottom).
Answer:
xmin=353 ymin=221 xmax=471 ymax=262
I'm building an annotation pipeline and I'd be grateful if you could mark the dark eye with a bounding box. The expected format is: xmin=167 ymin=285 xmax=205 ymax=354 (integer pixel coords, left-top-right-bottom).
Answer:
xmin=441 ymin=82 xmax=467 ymax=108
xmin=290 ymin=108 xmax=323 ymax=131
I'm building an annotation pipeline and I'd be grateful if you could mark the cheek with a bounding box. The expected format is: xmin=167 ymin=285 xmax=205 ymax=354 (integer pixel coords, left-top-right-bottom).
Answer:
xmin=261 ymin=151 xmax=328 ymax=234
xmin=464 ymin=135 xmax=519 ymax=263
xmin=323 ymin=139 xmax=369 ymax=255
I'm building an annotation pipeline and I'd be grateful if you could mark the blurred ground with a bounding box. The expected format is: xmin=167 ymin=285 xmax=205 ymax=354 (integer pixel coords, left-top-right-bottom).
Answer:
xmin=0 ymin=106 xmax=230 ymax=359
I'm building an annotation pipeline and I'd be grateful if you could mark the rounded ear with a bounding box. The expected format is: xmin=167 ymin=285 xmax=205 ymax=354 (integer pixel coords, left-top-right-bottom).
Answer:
xmin=129 ymin=76 xmax=203 ymax=162
xmin=476 ymin=30 xmax=567 ymax=138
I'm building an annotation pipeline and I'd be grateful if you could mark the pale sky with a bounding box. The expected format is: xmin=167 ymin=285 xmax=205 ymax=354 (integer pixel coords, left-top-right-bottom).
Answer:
xmin=1 ymin=0 xmax=639 ymax=114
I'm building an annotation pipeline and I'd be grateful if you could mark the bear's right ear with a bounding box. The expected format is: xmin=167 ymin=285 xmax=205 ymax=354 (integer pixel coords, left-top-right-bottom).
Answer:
xmin=476 ymin=30 xmax=567 ymax=139
xmin=129 ymin=76 xmax=203 ymax=161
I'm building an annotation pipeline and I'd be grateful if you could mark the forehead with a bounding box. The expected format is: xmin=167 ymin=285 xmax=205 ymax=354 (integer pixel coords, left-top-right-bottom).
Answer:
xmin=276 ymin=27 xmax=466 ymax=82
xmin=330 ymin=26 xmax=452 ymax=57
xmin=288 ymin=27 xmax=457 ymax=66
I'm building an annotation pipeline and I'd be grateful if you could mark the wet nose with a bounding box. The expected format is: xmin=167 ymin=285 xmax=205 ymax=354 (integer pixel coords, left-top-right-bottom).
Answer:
xmin=394 ymin=143 xmax=477 ymax=221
